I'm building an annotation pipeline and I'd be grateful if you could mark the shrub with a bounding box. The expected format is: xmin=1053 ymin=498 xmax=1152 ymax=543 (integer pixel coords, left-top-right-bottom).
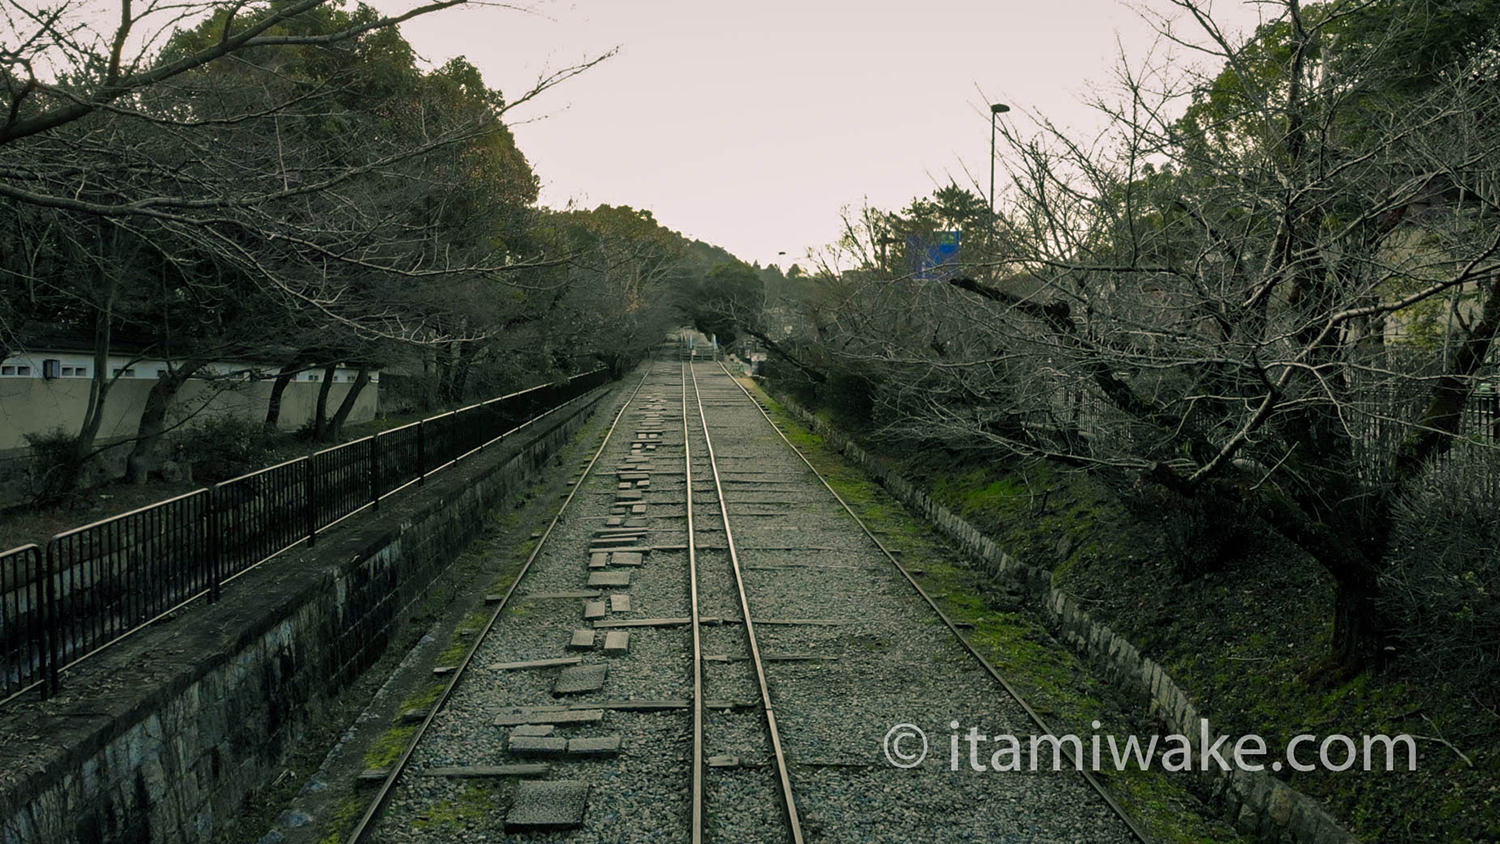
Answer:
xmin=1382 ymin=450 xmax=1500 ymax=693
xmin=21 ymin=428 xmax=85 ymax=506
xmin=173 ymin=414 xmax=278 ymax=483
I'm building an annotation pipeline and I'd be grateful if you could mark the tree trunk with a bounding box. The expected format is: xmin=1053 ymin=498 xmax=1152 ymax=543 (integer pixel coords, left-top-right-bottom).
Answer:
xmin=1330 ymin=577 xmax=1385 ymax=676
xmin=74 ymin=295 xmax=115 ymax=465
xmin=312 ymin=362 xmax=337 ymax=439
xmin=323 ymin=367 xmax=370 ymax=441
xmin=264 ymin=358 xmax=305 ymax=431
xmin=125 ymin=361 xmax=206 ymax=484
xmin=437 ymin=341 xmax=461 ymax=405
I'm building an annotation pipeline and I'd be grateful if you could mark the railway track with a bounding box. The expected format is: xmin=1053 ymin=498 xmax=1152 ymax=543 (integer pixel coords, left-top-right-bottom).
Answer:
xmin=340 ymin=349 xmax=1144 ymax=844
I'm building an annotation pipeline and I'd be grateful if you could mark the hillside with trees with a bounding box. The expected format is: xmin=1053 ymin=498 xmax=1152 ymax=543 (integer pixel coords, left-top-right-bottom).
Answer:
xmin=0 ymin=0 xmax=755 ymax=504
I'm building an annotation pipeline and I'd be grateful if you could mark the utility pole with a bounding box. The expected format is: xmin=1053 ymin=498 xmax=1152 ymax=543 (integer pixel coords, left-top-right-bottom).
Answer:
xmin=989 ymin=103 xmax=1010 ymax=220
xmin=989 ymin=103 xmax=1010 ymax=281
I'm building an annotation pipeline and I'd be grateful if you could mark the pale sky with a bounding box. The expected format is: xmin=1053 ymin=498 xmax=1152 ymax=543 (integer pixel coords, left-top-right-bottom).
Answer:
xmin=379 ymin=0 xmax=1269 ymax=268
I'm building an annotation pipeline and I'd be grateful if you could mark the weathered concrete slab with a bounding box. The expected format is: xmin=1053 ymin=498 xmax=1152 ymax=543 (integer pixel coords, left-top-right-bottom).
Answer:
xmin=616 ymin=489 xmax=643 ymax=501
xmin=631 ymin=504 xmax=647 ymax=514
xmin=590 ymin=534 xmax=642 ymax=547
xmin=567 ymin=736 xmax=622 ymax=757
xmin=606 ymin=516 xmax=623 ymax=527
xmin=596 ymin=545 xmax=650 ymax=556
xmin=493 ymin=708 xmax=604 ymax=727
xmin=583 ymin=600 xmax=607 ymax=620
xmin=609 ymin=593 xmax=630 ymax=613
xmin=609 ymin=551 xmax=644 ymax=566
xmin=587 ymin=571 xmax=630 ymax=588
xmin=504 ymin=780 xmax=590 ymax=831
xmin=509 ymin=735 xmax=568 ymax=756
xmin=511 ymin=724 xmax=554 ymax=737
xmin=592 ymin=617 xmax=690 ymax=628
xmin=603 ymin=631 xmax=630 ymax=654
xmin=553 ymin=664 xmax=608 ymax=696
xmin=420 ymin=763 xmax=550 ymax=778
xmin=491 ymin=656 xmax=582 ymax=671
xmin=568 ymin=629 xmax=596 ymax=650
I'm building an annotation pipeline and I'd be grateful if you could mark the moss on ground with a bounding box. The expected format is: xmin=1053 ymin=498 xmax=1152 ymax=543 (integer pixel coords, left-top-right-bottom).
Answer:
xmin=413 ymin=781 xmax=513 ymax=833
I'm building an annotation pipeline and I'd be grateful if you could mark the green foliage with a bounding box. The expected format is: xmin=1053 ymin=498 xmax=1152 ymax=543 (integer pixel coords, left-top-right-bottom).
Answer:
xmin=172 ymin=414 xmax=278 ymax=484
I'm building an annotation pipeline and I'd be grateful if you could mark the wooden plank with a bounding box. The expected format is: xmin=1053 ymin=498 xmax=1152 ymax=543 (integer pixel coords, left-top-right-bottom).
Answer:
xmin=591 ymin=617 xmax=691 ymax=629
xmin=490 ymin=656 xmax=582 ymax=671
xmin=492 ymin=708 xmax=604 ymax=727
xmin=420 ymin=764 xmax=550 ymax=778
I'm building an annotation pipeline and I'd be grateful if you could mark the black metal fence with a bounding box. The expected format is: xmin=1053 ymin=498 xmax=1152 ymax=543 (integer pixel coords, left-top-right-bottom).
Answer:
xmin=0 ymin=368 xmax=609 ymax=706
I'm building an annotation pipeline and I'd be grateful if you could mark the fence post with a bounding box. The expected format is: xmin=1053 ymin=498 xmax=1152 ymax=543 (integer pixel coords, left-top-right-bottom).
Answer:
xmin=305 ymin=456 xmax=317 ymax=547
xmin=371 ymin=434 xmax=381 ymax=511
xmin=207 ymin=487 xmax=222 ymax=603
xmin=417 ymin=419 xmax=426 ymax=486
xmin=450 ymin=409 xmax=461 ymax=464
xmin=42 ymin=542 xmax=59 ymax=697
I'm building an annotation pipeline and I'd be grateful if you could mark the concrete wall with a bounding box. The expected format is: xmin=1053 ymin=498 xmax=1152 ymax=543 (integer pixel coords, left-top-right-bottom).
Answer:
xmin=0 ymin=377 xmax=378 ymax=452
xmin=0 ymin=382 xmax=610 ymax=844
xmin=764 ymin=385 xmax=1361 ymax=844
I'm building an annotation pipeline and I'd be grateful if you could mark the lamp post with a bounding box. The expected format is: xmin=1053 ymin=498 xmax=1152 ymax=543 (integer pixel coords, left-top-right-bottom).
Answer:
xmin=989 ymin=102 xmax=1010 ymax=218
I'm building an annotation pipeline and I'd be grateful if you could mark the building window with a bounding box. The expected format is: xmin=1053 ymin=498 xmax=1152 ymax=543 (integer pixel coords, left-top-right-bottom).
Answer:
xmin=14 ymin=365 xmax=30 ymax=376
xmin=0 ymin=365 xmax=13 ymax=376
xmin=113 ymin=367 xmax=135 ymax=378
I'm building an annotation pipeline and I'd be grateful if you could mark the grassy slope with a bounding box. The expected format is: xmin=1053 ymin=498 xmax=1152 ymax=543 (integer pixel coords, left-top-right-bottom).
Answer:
xmin=746 ymin=382 xmax=1247 ymax=844
xmin=755 ymin=382 xmax=1498 ymax=844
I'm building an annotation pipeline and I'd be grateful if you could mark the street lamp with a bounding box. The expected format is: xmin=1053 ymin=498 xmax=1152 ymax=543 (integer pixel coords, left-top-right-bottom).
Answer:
xmin=989 ymin=102 xmax=1010 ymax=218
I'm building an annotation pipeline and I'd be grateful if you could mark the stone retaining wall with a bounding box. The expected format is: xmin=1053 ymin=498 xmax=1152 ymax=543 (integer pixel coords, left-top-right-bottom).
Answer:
xmin=0 ymin=386 xmax=610 ymax=844
xmin=763 ymin=385 xmax=1359 ymax=844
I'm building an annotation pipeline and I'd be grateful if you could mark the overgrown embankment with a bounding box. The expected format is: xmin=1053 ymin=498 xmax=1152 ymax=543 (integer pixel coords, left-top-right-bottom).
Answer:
xmin=755 ymin=373 xmax=1497 ymax=844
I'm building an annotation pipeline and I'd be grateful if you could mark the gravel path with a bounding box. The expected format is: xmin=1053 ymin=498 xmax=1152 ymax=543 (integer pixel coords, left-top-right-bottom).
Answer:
xmin=365 ymin=356 xmax=1136 ymax=843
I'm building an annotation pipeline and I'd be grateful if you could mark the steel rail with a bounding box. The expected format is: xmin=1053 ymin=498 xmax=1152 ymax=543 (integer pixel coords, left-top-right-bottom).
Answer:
xmin=681 ymin=358 xmax=707 ymax=844
xmin=344 ymin=361 xmax=655 ymax=844
xmin=716 ymin=361 xmax=1154 ymax=844
xmin=687 ymin=359 xmax=805 ymax=844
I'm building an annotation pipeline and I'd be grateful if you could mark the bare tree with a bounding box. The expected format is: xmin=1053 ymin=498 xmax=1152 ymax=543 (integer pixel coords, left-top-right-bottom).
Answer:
xmin=795 ymin=0 xmax=1500 ymax=673
xmin=1 ymin=0 xmax=611 ymax=487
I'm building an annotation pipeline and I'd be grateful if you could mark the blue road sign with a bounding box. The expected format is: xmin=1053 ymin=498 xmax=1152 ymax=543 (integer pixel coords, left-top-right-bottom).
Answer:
xmin=907 ymin=231 xmax=961 ymax=281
